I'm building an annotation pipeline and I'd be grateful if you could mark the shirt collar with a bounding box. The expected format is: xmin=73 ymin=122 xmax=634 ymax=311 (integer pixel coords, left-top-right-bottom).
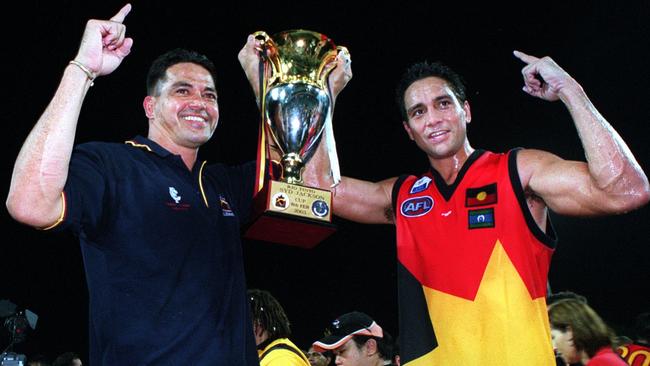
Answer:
xmin=125 ymin=135 xmax=173 ymax=158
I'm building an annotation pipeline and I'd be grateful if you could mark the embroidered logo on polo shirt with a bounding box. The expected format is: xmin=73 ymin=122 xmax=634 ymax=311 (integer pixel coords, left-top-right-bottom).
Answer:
xmin=468 ymin=208 xmax=495 ymax=229
xmin=219 ymin=195 xmax=235 ymax=217
xmin=465 ymin=183 xmax=497 ymax=207
xmin=165 ymin=186 xmax=190 ymax=211
xmin=169 ymin=187 xmax=181 ymax=203
xmin=400 ymin=196 xmax=434 ymax=217
xmin=410 ymin=176 xmax=432 ymax=194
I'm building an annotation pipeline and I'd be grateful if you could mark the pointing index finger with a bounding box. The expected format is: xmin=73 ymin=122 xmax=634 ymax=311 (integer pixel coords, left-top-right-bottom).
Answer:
xmin=110 ymin=3 xmax=132 ymax=23
xmin=513 ymin=50 xmax=539 ymax=65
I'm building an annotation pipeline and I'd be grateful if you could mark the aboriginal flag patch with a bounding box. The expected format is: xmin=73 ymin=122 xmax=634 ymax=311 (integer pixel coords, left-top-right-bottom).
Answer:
xmin=468 ymin=208 xmax=495 ymax=229
xmin=465 ymin=183 xmax=497 ymax=207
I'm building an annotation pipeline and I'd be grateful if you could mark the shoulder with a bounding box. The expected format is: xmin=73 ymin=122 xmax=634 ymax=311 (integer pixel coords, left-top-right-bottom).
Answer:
xmin=76 ymin=140 xmax=129 ymax=150
xmin=514 ymin=148 xmax=563 ymax=187
xmin=73 ymin=140 xmax=141 ymax=158
xmin=261 ymin=338 xmax=309 ymax=366
xmin=590 ymin=347 xmax=628 ymax=366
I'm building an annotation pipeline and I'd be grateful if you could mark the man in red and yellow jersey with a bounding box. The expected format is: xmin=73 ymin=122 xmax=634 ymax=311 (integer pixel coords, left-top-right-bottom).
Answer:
xmin=305 ymin=52 xmax=649 ymax=365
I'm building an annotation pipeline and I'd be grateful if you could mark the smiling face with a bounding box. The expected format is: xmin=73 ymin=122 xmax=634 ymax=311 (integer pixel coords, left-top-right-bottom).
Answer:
xmin=402 ymin=76 xmax=471 ymax=162
xmin=144 ymin=62 xmax=219 ymax=150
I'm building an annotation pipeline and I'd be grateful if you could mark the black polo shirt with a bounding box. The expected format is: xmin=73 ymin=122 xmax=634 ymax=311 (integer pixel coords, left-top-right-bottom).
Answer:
xmin=58 ymin=135 xmax=259 ymax=365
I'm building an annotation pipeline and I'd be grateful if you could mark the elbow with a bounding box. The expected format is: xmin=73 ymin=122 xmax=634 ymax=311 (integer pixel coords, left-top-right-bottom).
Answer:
xmin=610 ymin=180 xmax=650 ymax=214
xmin=6 ymin=192 xmax=56 ymax=228
xmin=628 ymin=172 xmax=650 ymax=210
xmin=635 ymin=181 xmax=650 ymax=208
xmin=599 ymin=165 xmax=650 ymax=213
xmin=6 ymin=193 xmax=36 ymax=226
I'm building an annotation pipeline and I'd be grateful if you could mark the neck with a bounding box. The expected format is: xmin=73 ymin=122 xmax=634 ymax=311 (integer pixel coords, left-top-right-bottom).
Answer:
xmin=148 ymin=131 xmax=199 ymax=170
xmin=428 ymin=142 xmax=475 ymax=184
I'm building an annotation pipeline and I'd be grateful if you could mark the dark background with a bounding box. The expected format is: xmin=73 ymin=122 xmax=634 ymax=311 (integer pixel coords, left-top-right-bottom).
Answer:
xmin=2 ymin=0 xmax=649 ymax=362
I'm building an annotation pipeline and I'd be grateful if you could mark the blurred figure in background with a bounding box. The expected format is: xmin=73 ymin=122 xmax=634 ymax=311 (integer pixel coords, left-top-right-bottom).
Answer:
xmin=51 ymin=352 xmax=82 ymax=366
xmin=306 ymin=346 xmax=333 ymax=366
xmin=248 ymin=289 xmax=310 ymax=366
xmin=26 ymin=354 xmax=50 ymax=366
xmin=312 ymin=311 xmax=398 ymax=366
xmin=549 ymin=299 xmax=627 ymax=365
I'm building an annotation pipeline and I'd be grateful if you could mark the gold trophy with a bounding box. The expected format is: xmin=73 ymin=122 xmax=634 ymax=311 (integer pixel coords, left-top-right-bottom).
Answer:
xmin=243 ymin=29 xmax=346 ymax=248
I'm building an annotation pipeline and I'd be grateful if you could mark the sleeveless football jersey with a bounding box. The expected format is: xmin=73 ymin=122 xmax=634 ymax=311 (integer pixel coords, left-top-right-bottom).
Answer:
xmin=393 ymin=149 xmax=557 ymax=365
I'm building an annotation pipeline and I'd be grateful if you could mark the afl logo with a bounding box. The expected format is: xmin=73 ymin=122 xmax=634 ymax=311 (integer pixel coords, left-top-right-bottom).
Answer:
xmin=400 ymin=196 xmax=434 ymax=217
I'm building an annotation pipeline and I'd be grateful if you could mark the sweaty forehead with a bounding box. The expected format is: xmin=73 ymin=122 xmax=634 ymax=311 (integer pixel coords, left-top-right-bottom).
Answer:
xmin=405 ymin=76 xmax=454 ymax=103
xmin=164 ymin=62 xmax=215 ymax=88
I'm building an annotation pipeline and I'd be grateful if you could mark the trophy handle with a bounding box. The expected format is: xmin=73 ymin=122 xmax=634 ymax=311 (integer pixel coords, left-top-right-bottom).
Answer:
xmin=316 ymin=46 xmax=350 ymax=95
xmin=253 ymin=31 xmax=281 ymax=86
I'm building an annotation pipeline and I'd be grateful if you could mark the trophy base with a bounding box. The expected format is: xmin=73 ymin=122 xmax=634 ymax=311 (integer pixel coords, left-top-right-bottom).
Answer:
xmin=244 ymin=180 xmax=336 ymax=248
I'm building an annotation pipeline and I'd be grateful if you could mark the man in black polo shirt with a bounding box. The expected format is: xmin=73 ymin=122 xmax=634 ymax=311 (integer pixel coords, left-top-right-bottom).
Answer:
xmin=6 ymin=4 xmax=350 ymax=365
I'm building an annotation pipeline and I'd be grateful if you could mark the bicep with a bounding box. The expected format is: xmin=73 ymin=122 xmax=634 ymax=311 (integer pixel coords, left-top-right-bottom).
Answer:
xmin=333 ymin=176 xmax=397 ymax=224
xmin=521 ymin=149 xmax=621 ymax=216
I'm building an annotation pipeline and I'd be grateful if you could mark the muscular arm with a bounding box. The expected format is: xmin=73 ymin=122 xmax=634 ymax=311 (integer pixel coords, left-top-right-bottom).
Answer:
xmin=303 ymin=138 xmax=396 ymax=224
xmin=6 ymin=5 xmax=133 ymax=228
xmin=514 ymin=51 xmax=650 ymax=216
xmin=330 ymin=176 xmax=397 ymax=224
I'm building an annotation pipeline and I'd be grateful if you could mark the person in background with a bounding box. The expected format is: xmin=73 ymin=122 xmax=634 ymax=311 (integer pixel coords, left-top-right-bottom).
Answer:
xmin=51 ymin=352 xmax=82 ymax=366
xmin=26 ymin=354 xmax=50 ymax=366
xmin=549 ymin=299 xmax=627 ymax=365
xmin=547 ymin=290 xmax=590 ymax=365
xmin=306 ymin=346 xmax=333 ymax=366
xmin=249 ymin=289 xmax=310 ymax=366
xmin=312 ymin=311 xmax=398 ymax=366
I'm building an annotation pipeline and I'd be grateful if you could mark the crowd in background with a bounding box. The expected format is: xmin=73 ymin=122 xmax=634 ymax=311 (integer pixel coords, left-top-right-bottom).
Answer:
xmin=7 ymin=289 xmax=647 ymax=366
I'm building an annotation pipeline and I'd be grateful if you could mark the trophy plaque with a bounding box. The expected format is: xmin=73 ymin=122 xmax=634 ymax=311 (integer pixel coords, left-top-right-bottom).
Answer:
xmin=243 ymin=29 xmax=346 ymax=248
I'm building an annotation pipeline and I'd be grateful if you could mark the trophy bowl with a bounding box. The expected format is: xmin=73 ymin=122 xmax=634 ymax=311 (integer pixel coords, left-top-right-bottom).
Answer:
xmin=256 ymin=29 xmax=341 ymax=184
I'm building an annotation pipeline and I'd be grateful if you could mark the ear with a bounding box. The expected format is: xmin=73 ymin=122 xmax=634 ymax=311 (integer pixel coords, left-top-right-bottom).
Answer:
xmin=402 ymin=121 xmax=415 ymax=141
xmin=143 ymin=96 xmax=156 ymax=119
xmin=364 ymin=338 xmax=378 ymax=356
xmin=252 ymin=321 xmax=263 ymax=337
xmin=463 ymin=100 xmax=472 ymax=124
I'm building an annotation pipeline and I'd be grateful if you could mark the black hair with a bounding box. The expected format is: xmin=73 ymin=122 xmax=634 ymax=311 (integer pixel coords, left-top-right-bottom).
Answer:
xmin=146 ymin=48 xmax=217 ymax=96
xmin=248 ymin=289 xmax=291 ymax=340
xmin=395 ymin=61 xmax=467 ymax=121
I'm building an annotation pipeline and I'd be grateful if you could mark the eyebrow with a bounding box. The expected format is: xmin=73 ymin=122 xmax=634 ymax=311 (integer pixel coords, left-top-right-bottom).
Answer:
xmin=406 ymin=94 xmax=453 ymax=115
xmin=171 ymin=81 xmax=216 ymax=93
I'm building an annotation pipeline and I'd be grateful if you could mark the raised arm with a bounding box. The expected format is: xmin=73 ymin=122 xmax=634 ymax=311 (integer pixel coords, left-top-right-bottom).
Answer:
xmin=6 ymin=4 xmax=133 ymax=228
xmin=513 ymin=50 xmax=649 ymax=216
